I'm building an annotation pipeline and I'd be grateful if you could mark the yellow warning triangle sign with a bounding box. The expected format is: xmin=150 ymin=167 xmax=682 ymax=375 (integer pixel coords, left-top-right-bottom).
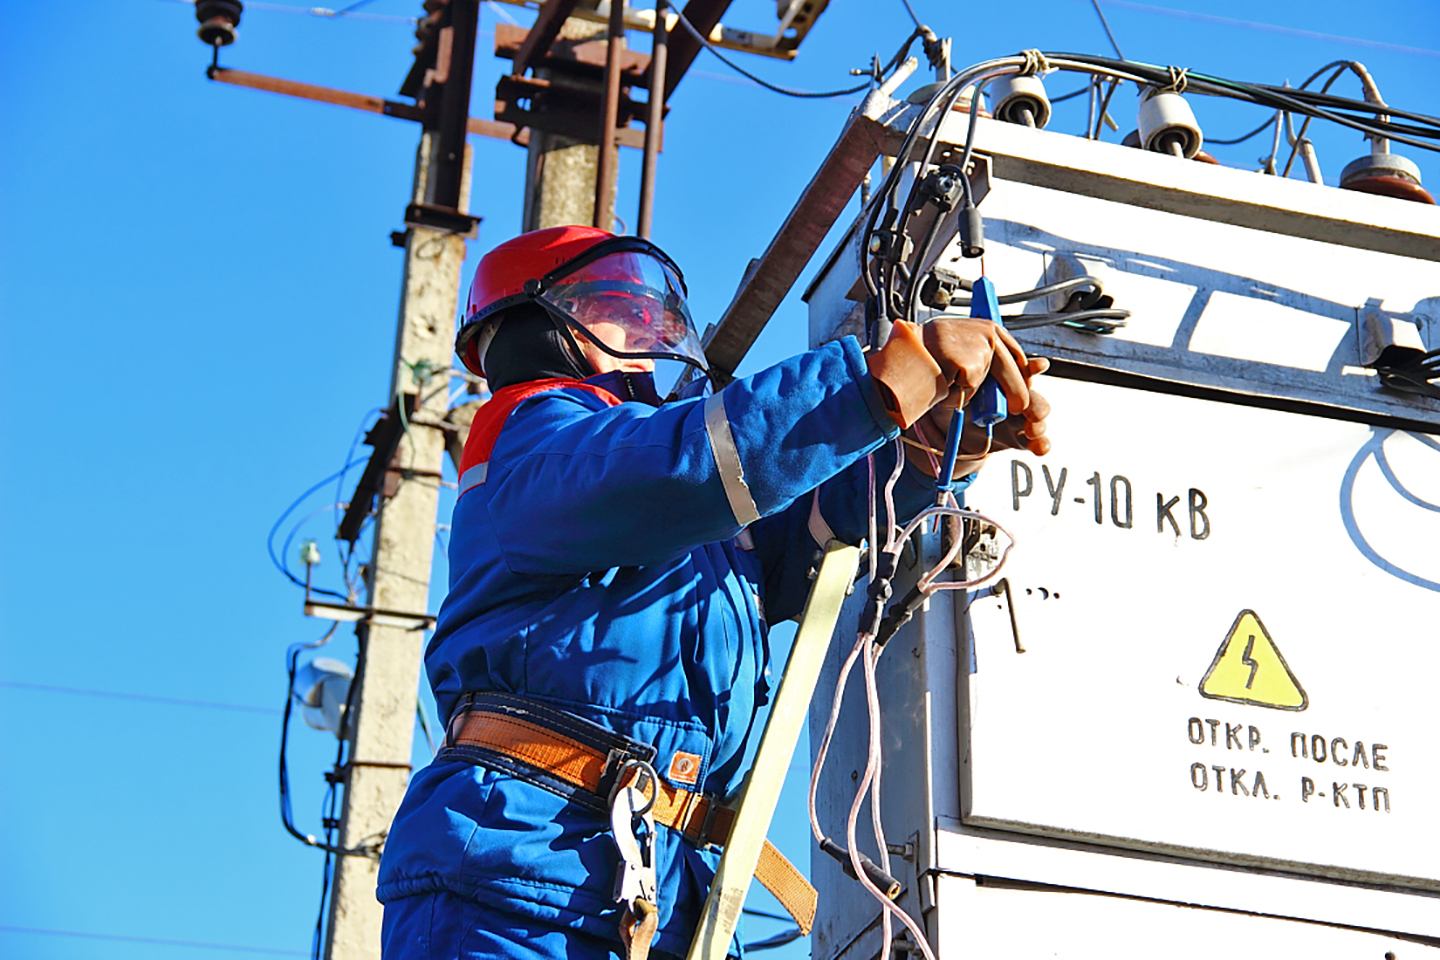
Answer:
xmin=1199 ymin=610 xmax=1308 ymax=711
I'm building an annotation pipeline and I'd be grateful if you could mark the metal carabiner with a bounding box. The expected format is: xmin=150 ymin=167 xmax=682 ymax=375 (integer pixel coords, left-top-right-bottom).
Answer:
xmin=610 ymin=759 xmax=661 ymax=960
xmin=610 ymin=785 xmax=657 ymax=907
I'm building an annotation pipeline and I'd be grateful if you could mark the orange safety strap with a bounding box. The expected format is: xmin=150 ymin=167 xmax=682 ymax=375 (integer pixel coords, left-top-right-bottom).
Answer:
xmin=450 ymin=711 xmax=817 ymax=934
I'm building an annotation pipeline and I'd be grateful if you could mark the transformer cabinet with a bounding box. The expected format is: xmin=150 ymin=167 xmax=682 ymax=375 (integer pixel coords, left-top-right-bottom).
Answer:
xmin=801 ymin=84 xmax=1440 ymax=960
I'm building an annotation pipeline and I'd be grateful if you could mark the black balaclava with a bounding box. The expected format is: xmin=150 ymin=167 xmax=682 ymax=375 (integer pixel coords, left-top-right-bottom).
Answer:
xmin=482 ymin=303 xmax=593 ymax=391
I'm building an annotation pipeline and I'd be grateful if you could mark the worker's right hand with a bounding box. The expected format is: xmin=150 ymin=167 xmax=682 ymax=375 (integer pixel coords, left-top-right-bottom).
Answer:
xmin=865 ymin=317 xmax=1032 ymax=429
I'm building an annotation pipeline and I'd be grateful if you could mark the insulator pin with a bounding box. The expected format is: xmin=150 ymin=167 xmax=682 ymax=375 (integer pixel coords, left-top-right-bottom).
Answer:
xmin=990 ymin=75 xmax=1051 ymax=129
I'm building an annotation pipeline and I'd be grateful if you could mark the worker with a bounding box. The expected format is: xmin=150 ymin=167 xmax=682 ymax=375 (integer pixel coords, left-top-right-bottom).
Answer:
xmin=376 ymin=226 xmax=1050 ymax=960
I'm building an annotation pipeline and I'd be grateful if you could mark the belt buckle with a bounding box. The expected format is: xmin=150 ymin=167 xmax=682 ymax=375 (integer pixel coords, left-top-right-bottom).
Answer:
xmin=690 ymin=795 xmax=724 ymax=849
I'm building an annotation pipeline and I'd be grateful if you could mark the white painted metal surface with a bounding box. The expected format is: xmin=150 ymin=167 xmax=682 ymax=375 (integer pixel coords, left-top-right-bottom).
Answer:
xmin=931 ymin=873 xmax=1439 ymax=960
xmin=962 ymin=376 xmax=1440 ymax=888
xmin=924 ymin=175 xmax=1440 ymax=426
xmin=933 ymin=820 xmax=1440 ymax=939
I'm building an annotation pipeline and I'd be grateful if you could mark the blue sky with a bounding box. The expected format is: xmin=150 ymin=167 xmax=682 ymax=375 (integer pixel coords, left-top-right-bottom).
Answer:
xmin=1 ymin=1 xmax=1437 ymax=957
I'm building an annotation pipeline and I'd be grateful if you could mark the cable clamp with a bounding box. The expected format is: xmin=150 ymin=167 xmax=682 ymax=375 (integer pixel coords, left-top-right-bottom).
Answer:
xmin=1164 ymin=65 xmax=1189 ymax=95
xmin=1015 ymin=49 xmax=1049 ymax=77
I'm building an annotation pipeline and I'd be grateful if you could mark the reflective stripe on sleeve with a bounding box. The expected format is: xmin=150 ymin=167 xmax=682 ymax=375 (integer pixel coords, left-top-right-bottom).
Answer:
xmin=458 ymin=461 xmax=489 ymax=496
xmin=703 ymin=391 xmax=761 ymax=527
xmin=807 ymin=490 xmax=836 ymax=547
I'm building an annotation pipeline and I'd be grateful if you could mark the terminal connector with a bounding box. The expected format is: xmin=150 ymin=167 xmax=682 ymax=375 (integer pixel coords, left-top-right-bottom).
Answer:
xmin=958 ymin=204 xmax=984 ymax=259
xmin=819 ymin=838 xmax=902 ymax=899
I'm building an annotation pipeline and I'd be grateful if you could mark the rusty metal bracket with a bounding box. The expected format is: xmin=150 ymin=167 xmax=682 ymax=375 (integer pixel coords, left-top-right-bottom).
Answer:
xmin=512 ymin=0 xmax=586 ymax=77
xmin=206 ymin=67 xmax=529 ymax=146
xmin=701 ymin=89 xmax=896 ymax=381
xmin=337 ymin=394 xmax=418 ymax=546
xmin=404 ymin=202 xmax=481 ymax=238
xmin=496 ymin=22 xmax=652 ymax=78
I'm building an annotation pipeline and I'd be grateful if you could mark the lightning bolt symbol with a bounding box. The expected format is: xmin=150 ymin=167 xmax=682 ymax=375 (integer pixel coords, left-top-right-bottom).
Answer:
xmin=1241 ymin=636 xmax=1260 ymax=689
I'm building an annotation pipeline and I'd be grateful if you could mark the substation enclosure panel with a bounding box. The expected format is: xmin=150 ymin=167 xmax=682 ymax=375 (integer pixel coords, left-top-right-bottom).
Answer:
xmin=958 ymin=178 xmax=1440 ymax=890
xmin=803 ymin=121 xmax=1440 ymax=959
xmin=964 ymin=379 xmax=1438 ymax=880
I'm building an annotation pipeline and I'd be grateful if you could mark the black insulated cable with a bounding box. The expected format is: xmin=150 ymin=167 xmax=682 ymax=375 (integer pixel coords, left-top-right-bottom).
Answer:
xmin=674 ymin=13 xmax=921 ymax=100
xmin=1005 ymin=308 xmax=1130 ymax=332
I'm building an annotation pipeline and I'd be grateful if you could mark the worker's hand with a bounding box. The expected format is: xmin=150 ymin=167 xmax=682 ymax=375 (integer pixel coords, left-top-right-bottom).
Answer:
xmin=904 ymin=358 xmax=1051 ymax=478
xmin=866 ymin=318 xmax=1033 ymax=429
xmin=922 ymin=357 xmax=1051 ymax=455
xmin=990 ymin=384 xmax=1051 ymax=455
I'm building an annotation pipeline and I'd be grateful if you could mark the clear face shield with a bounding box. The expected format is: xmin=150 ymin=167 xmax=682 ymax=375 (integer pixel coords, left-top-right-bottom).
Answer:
xmin=532 ymin=245 xmax=709 ymax=395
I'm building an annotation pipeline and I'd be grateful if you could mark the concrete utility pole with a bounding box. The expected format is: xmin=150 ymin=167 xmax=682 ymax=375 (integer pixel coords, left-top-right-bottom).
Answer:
xmin=521 ymin=18 xmax=617 ymax=231
xmin=323 ymin=3 xmax=479 ymax=956
xmin=324 ymin=137 xmax=472 ymax=960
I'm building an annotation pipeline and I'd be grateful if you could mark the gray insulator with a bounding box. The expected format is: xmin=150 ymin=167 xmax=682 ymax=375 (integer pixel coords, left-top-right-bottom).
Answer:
xmin=990 ymin=75 xmax=1051 ymax=129
xmin=1341 ymin=150 xmax=1424 ymax=187
xmin=1137 ymin=88 xmax=1202 ymax=159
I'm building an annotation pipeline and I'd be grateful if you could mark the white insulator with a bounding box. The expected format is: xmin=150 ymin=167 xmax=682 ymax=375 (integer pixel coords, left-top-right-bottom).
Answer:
xmin=1137 ymin=88 xmax=1202 ymax=158
xmin=1341 ymin=150 xmax=1423 ymax=187
xmin=990 ymin=75 xmax=1051 ymax=129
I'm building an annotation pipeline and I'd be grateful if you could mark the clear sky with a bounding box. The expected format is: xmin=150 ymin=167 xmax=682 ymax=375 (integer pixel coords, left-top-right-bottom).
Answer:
xmin=1 ymin=1 xmax=1437 ymax=958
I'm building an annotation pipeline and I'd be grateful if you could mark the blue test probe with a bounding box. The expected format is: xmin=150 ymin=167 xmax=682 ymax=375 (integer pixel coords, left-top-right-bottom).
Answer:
xmin=935 ymin=275 xmax=1005 ymax=502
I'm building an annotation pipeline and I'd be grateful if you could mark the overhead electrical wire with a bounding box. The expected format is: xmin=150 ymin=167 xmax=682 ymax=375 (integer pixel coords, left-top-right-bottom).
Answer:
xmin=1048 ymin=52 xmax=1440 ymax=153
xmin=673 ymin=10 xmax=919 ymax=100
xmin=1205 ymin=116 xmax=1274 ymax=146
xmin=1050 ymin=84 xmax=1094 ymax=104
xmin=160 ymin=0 xmax=416 ymax=24
xmin=0 ymin=925 xmax=306 ymax=957
xmin=1088 ymin=0 xmax=1440 ymax=61
xmin=267 ymin=458 xmax=368 ymax=601
xmin=279 ymin=623 xmax=362 ymax=858
xmin=0 ymin=679 xmax=281 ymax=715
xmin=1087 ymin=0 xmax=1126 ymax=60
xmin=1280 ymin=62 xmax=1364 ymax=177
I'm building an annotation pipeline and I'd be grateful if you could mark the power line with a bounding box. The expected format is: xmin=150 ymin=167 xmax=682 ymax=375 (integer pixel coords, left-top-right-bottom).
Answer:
xmin=158 ymin=0 xmax=417 ymax=24
xmin=1207 ymin=116 xmax=1277 ymax=146
xmin=0 ymin=680 xmax=281 ymax=715
xmin=673 ymin=10 xmax=873 ymax=99
xmin=1082 ymin=0 xmax=1440 ymax=60
xmin=1089 ymin=0 xmax=1125 ymax=60
xmin=0 ymin=925 xmax=306 ymax=956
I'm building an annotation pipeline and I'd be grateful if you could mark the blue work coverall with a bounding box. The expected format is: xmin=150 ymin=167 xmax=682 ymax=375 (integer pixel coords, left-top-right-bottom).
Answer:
xmin=377 ymin=337 xmax=963 ymax=959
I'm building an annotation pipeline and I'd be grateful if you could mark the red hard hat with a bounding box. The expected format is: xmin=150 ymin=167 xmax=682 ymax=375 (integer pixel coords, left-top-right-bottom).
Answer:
xmin=457 ymin=226 xmax=615 ymax=376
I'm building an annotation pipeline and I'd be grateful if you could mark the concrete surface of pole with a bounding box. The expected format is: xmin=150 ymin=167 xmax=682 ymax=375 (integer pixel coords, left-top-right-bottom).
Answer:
xmin=324 ymin=3 xmax=479 ymax=952
xmin=522 ymin=20 xmax=618 ymax=230
xmin=594 ymin=0 xmax=626 ymax=230
xmin=323 ymin=131 xmax=473 ymax=960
